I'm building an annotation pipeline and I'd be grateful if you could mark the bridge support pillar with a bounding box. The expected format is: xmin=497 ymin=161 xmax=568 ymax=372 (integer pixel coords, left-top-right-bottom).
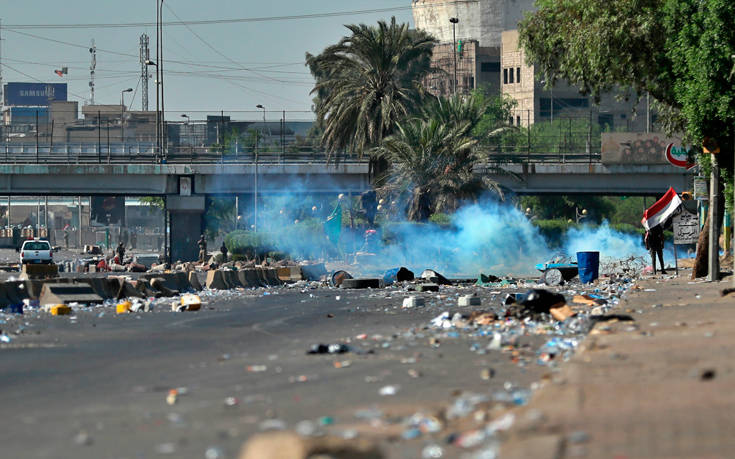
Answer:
xmin=167 ymin=195 xmax=205 ymax=262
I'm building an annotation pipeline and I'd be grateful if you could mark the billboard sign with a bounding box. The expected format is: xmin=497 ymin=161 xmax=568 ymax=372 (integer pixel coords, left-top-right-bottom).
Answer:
xmin=4 ymin=82 xmax=68 ymax=106
xmin=673 ymin=208 xmax=699 ymax=245
xmin=601 ymin=133 xmax=683 ymax=165
xmin=90 ymin=196 xmax=125 ymax=226
xmin=665 ymin=143 xmax=695 ymax=169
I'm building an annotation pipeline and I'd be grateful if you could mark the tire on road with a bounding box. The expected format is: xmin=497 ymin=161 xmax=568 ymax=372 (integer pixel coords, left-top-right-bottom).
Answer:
xmin=542 ymin=268 xmax=564 ymax=286
xmin=340 ymin=278 xmax=380 ymax=289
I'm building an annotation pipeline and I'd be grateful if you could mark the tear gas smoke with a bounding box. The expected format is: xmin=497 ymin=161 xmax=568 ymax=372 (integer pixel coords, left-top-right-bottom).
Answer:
xmin=237 ymin=193 xmax=658 ymax=277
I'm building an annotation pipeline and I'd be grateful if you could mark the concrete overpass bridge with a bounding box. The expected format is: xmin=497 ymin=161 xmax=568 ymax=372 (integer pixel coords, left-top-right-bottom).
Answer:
xmin=0 ymin=148 xmax=693 ymax=260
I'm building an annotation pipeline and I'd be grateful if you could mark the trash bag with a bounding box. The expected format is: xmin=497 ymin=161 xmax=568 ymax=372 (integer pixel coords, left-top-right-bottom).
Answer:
xmin=383 ymin=267 xmax=414 ymax=285
xmin=421 ymin=269 xmax=451 ymax=285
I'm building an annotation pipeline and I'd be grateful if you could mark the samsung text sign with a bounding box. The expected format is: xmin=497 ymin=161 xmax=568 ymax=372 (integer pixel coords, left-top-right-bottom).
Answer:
xmin=4 ymin=82 xmax=68 ymax=106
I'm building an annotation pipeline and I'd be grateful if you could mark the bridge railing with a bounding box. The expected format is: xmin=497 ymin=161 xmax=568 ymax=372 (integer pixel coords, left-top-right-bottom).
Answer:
xmin=0 ymin=142 xmax=601 ymax=165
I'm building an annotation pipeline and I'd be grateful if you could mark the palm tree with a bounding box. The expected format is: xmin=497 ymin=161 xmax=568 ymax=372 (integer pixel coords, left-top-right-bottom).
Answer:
xmin=373 ymin=118 xmax=480 ymax=221
xmin=415 ymin=92 xmax=514 ymax=213
xmin=306 ymin=17 xmax=436 ymax=163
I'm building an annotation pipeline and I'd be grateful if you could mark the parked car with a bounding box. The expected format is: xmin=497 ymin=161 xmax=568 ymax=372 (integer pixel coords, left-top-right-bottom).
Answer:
xmin=20 ymin=239 xmax=53 ymax=265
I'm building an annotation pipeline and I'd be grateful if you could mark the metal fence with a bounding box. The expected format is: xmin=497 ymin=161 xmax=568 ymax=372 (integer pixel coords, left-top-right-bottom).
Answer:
xmin=0 ymin=113 xmax=639 ymax=165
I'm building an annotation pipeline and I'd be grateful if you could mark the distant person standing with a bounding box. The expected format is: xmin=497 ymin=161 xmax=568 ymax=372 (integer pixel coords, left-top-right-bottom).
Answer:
xmin=197 ymin=234 xmax=208 ymax=262
xmin=645 ymin=224 xmax=666 ymax=274
xmin=116 ymin=241 xmax=126 ymax=263
xmin=63 ymin=226 xmax=70 ymax=249
xmin=220 ymin=241 xmax=228 ymax=263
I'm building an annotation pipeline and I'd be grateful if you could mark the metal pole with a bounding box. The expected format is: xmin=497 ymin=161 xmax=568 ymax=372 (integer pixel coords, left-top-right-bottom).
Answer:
xmin=6 ymin=196 xmax=9 ymax=229
xmin=159 ymin=0 xmax=166 ymax=162
xmin=35 ymin=110 xmax=39 ymax=163
xmin=44 ymin=196 xmax=48 ymax=229
xmin=235 ymin=195 xmax=238 ymax=230
xmin=646 ymin=93 xmax=650 ymax=133
xmin=708 ymin=156 xmax=720 ymax=281
xmin=155 ymin=0 xmax=160 ymax=161
xmin=451 ymin=20 xmax=458 ymax=97
xmin=254 ymin=131 xmax=258 ymax=232
xmin=37 ymin=198 xmax=40 ymax=237
xmin=106 ymin=120 xmax=110 ymax=163
xmin=78 ymin=196 xmax=82 ymax=248
xmin=97 ymin=111 xmax=101 ymax=163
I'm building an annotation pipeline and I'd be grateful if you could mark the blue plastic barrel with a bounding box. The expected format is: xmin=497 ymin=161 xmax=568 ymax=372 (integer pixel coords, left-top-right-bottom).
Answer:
xmin=576 ymin=251 xmax=600 ymax=284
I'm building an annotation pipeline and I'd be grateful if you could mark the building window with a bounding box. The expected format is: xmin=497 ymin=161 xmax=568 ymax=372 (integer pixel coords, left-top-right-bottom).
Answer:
xmin=503 ymin=68 xmax=508 ymax=84
xmin=516 ymin=67 xmax=521 ymax=84
xmin=516 ymin=115 xmax=521 ymax=126
xmin=509 ymin=117 xmax=514 ymax=125
xmin=481 ymin=62 xmax=500 ymax=72
xmin=508 ymin=68 xmax=514 ymax=84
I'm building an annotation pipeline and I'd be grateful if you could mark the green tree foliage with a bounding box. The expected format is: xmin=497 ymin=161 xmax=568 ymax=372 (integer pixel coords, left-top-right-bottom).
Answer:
xmin=519 ymin=0 xmax=735 ymax=168
xmin=373 ymin=117 xmax=481 ymax=221
xmin=520 ymin=195 xmax=614 ymax=222
xmin=306 ymin=17 xmax=436 ymax=161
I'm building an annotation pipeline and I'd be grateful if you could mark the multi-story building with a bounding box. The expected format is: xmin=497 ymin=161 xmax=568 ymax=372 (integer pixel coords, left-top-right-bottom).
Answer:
xmin=413 ymin=1 xmax=651 ymax=131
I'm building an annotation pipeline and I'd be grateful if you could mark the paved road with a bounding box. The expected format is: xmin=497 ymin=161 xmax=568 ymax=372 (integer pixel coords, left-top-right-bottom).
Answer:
xmin=0 ymin=283 xmax=546 ymax=459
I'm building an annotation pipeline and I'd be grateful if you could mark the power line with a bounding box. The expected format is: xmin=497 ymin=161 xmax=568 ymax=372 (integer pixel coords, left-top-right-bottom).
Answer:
xmin=4 ymin=29 xmax=312 ymax=76
xmin=1 ymin=5 xmax=429 ymax=30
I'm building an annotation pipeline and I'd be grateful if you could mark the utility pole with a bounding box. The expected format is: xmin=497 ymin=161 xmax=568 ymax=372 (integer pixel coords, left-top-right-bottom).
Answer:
xmin=449 ymin=17 xmax=459 ymax=97
xmin=0 ymin=19 xmax=4 ymax=111
xmin=139 ymin=34 xmax=150 ymax=111
xmin=709 ymin=155 xmax=720 ymax=281
xmin=158 ymin=0 xmax=166 ymax=161
xmin=89 ymin=40 xmax=96 ymax=105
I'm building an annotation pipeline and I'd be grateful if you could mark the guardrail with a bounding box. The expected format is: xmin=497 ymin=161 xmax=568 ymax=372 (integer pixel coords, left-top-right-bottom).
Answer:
xmin=0 ymin=143 xmax=603 ymax=166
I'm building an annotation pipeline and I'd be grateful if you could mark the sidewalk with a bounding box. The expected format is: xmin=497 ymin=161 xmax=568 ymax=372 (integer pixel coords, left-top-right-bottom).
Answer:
xmin=501 ymin=271 xmax=735 ymax=459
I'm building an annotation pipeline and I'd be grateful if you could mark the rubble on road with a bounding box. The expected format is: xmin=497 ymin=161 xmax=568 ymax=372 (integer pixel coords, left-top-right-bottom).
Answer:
xmin=0 ymin=250 xmax=645 ymax=458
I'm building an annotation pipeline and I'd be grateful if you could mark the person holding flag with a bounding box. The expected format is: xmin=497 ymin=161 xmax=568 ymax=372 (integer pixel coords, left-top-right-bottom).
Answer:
xmin=641 ymin=187 xmax=682 ymax=274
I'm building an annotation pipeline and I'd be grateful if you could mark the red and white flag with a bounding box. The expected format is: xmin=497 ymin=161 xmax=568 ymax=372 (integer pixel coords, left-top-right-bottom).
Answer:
xmin=641 ymin=187 xmax=682 ymax=230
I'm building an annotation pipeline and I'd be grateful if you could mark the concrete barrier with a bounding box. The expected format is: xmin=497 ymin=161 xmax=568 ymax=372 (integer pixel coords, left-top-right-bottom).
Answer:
xmin=133 ymin=279 xmax=161 ymax=298
xmin=238 ymin=269 xmax=260 ymax=288
xmin=107 ymin=276 xmax=145 ymax=299
xmin=188 ymin=271 xmax=203 ymax=291
xmin=172 ymin=271 xmax=193 ymax=292
xmin=21 ymin=264 xmax=59 ymax=280
xmin=300 ymin=263 xmax=327 ymax=281
xmin=222 ymin=270 xmax=244 ymax=289
xmin=205 ymin=270 xmax=229 ymax=290
xmin=256 ymin=268 xmax=270 ymax=287
xmin=150 ymin=277 xmax=179 ymax=297
xmin=39 ymin=283 xmax=103 ymax=306
xmin=263 ymin=268 xmax=282 ymax=286
xmin=82 ymin=277 xmax=120 ymax=300
xmin=277 ymin=266 xmax=303 ymax=281
xmin=141 ymin=272 xmax=193 ymax=293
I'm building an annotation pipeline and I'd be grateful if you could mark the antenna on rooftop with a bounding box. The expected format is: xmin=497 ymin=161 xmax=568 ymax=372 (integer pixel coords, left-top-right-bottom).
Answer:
xmin=139 ymin=34 xmax=150 ymax=111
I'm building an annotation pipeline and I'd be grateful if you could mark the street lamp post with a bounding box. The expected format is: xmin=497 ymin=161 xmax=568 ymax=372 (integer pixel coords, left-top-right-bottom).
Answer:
xmin=120 ymin=88 xmax=133 ymax=147
xmin=145 ymin=59 xmax=159 ymax=159
xmin=449 ymin=17 xmax=459 ymax=97
xmin=575 ymin=208 xmax=588 ymax=224
xmin=254 ymin=104 xmax=266 ymax=232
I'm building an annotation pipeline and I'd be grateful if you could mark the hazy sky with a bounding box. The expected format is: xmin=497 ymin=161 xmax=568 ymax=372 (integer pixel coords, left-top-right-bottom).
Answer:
xmin=1 ymin=1 xmax=414 ymax=121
